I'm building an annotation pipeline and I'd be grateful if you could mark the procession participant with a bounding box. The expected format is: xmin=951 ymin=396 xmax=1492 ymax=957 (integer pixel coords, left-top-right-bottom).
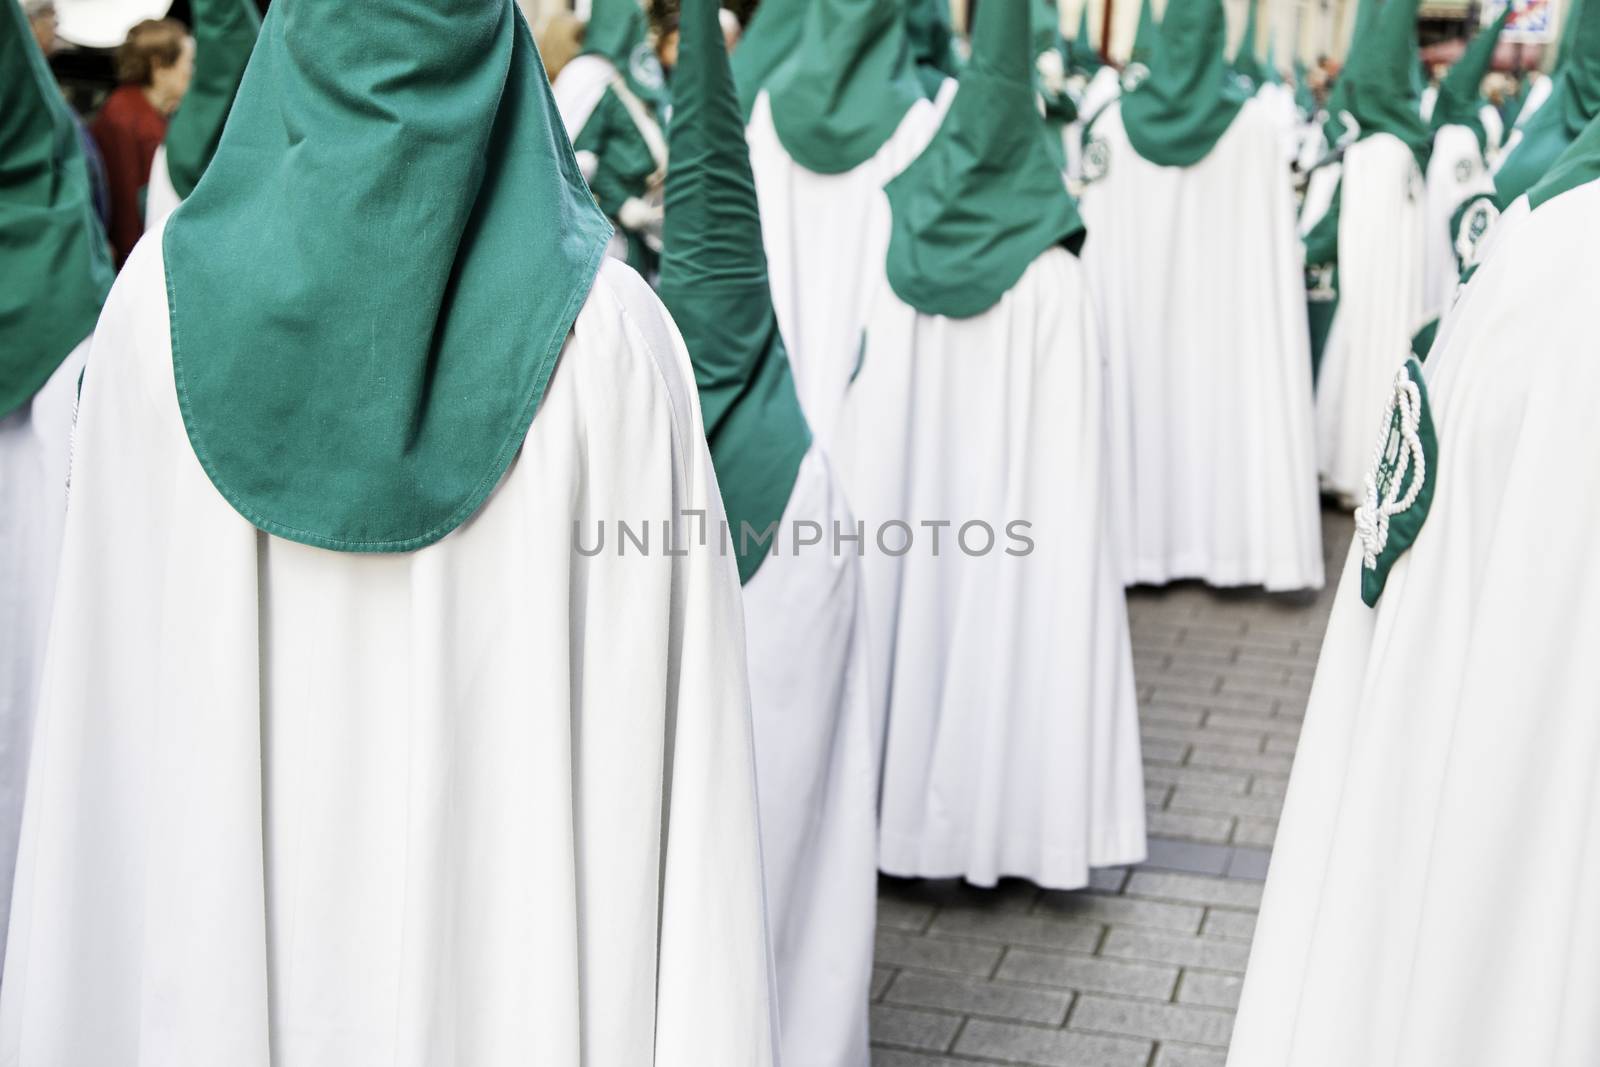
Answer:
xmin=0 ymin=0 xmax=778 ymax=1060
xmin=552 ymin=0 xmax=668 ymax=273
xmin=91 ymin=17 xmax=192 ymax=266
xmin=658 ymin=3 xmax=877 ymax=1060
xmin=1078 ymin=0 xmax=1324 ymax=591
xmin=1421 ymin=7 xmax=1510 ymax=321
xmin=731 ymin=0 xmax=803 ymax=120
xmin=1230 ymin=0 xmax=1267 ymax=90
xmin=1034 ymin=0 xmax=1080 ymax=170
xmin=747 ymin=0 xmax=952 ymax=448
xmin=1070 ymin=0 xmax=1120 ymax=120
xmin=1228 ymin=112 xmax=1600 ymax=1067
xmin=144 ymin=0 xmax=259 ymax=229
xmin=838 ymin=0 xmax=1145 ymax=890
xmin=907 ymin=0 xmax=962 ymax=97
xmin=1312 ymin=0 xmax=1431 ymax=504
xmin=0 ymin=0 xmax=114 ymax=971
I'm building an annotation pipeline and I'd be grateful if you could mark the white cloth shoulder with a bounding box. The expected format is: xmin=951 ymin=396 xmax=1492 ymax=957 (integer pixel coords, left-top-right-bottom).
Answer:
xmin=552 ymin=52 xmax=617 ymax=140
xmin=144 ymin=143 xmax=182 ymax=232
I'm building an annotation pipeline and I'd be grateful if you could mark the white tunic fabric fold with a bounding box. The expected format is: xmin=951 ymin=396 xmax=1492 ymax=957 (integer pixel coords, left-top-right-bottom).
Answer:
xmin=1314 ymin=133 xmax=1426 ymax=503
xmin=836 ymin=248 xmax=1146 ymax=890
xmin=0 ymin=240 xmax=779 ymax=1067
xmin=1230 ymin=186 xmax=1600 ymax=1067
xmin=551 ymin=53 xmax=616 ymax=141
xmin=746 ymin=85 xmax=951 ymax=450
xmin=744 ymin=446 xmax=876 ymax=1067
xmin=0 ymin=335 xmax=88 ymax=970
xmin=144 ymin=144 xmax=182 ymax=231
xmin=1079 ymin=97 xmax=1324 ymax=591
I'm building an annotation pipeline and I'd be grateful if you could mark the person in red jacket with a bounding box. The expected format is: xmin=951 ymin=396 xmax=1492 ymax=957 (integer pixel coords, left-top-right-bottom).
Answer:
xmin=90 ymin=18 xmax=192 ymax=267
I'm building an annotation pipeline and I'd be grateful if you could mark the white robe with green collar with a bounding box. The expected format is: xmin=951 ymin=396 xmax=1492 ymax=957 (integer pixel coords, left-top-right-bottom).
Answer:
xmin=0 ymin=236 xmax=779 ymax=1066
xmin=1230 ymin=184 xmax=1600 ymax=1066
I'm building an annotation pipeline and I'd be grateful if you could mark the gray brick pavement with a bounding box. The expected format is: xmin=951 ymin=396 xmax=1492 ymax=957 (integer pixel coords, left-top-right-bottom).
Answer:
xmin=869 ymin=507 xmax=1352 ymax=1065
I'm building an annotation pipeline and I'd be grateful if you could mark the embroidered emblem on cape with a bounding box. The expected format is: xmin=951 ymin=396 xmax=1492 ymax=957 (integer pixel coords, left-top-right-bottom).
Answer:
xmin=1305 ymin=263 xmax=1337 ymax=302
xmin=629 ymin=41 xmax=665 ymax=94
xmin=1121 ymin=62 xmax=1150 ymax=92
xmin=1454 ymin=196 xmax=1499 ymax=267
xmin=1082 ymin=137 xmax=1110 ymax=182
xmin=1355 ymin=357 xmax=1438 ymax=607
xmin=1453 ymin=157 xmax=1476 ymax=184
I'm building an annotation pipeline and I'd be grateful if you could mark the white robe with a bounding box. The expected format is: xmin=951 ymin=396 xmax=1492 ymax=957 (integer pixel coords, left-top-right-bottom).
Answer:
xmin=1079 ymin=97 xmax=1324 ymax=591
xmin=747 ymin=84 xmax=953 ymax=450
xmin=1314 ymin=133 xmax=1426 ymax=503
xmin=1422 ymin=123 xmax=1493 ymax=322
xmin=836 ymin=247 xmax=1146 ymax=890
xmin=744 ymin=446 xmax=876 ymax=1067
xmin=0 ymin=236 xmax=779 ymax=1067
xmin=0 ymin=335 xmax=88 ymax=970
xmin=144 ymin=143 xmax=182 ymax=232
xmin=1229 ymin=185 xmax=1600 ymax=1066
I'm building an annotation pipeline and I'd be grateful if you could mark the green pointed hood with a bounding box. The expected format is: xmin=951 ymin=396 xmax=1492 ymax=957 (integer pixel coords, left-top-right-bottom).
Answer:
xmin=906 ymin=0 xmax=961 ymax=97
xmin=163 ymin=0 xmax=611 ymax=553
xmin=1069 ymin=1 xmax=1105 ymax=75
xmin=582 ymin=0 xmax=665 ymax=104
xmin=1556 ymin=0 xmax=1589 ymax=75
xmin=1231 ymin=0 xmax=1268 ymax=88
xmin=659 ymin=0 xmax=810 ymax=584
xmin=883 ymin=0 xmax=1085 ymax=318
xmin=731 ymin=0 xmax=806 ymax=121
xmin=1130 ymin=0 xmax=1160 ymax=66
xmin=1430 ymin=6 xmax=1510 ymax=153
xmin=1294 ymin=57 xmax=1315 ymax=114
xmin=1528 ymin=106 xmax=1600 ymax=208
xmin=1121 ymin=0 xmax=1250 ymax=167
xmin=1323 ymin=0 xmax=1379 ymax=143
xmin=0 ymin=0 xmax=114 ymax=419
xmin=1338 ymin=0 xmax=1431 ymax=169
xmin=164 ymin=0 xmax=260 ymax=199
xmin=1492 ymin=0 xmax=1600 ymax=206
xmin=767 ymin=0 xmax=926 ymax=174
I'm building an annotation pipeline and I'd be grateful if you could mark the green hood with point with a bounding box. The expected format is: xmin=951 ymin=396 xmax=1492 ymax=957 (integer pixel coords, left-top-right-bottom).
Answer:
xmin=1337 ymin=0 xmax=1430 ymax=169
xmin=164 ymin=0 xmax=260 ymax=198
xmin=731 ymin=0 xmax=806 ymax=121
xmin=1493 ymin=0 xmax=1600 ymax=206
xmin=1121 ymin=0 xmax=1250 ymax=167
xmin=1231 ymin=0 xmax=1267 ymax=89
xmin=1430 ymin=6 xmax=1510 ymax=153
xmin=164 ymin=0 xmax=612 ymax=552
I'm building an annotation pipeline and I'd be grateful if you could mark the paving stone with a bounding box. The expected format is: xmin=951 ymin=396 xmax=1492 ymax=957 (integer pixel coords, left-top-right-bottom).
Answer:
xmin=1199 ymin=908 xmax=1257 ymax=941
xmin=1069 ymin=994 xmax=1234 ymax=1048
xmin=1225 ymin=848 xmax=1273 ymax=882
xmin=1147 ymin=782 xmax=1174 ymax=810
xmin=953 ymin=1019 xmax=1153 ymax=1067
xmin=878 ymin=896 xmax=937 ymax=933
xmin=869 ymin=1004 xmax=962 ymax=1053
xmin=1141 ymin=737 xmax=1190 ymax=765
xmin=872 ymin=965 xmax=897 ymax=1000
xmin=1185 ymin=746 xmax=1295 ymax=776
xmin=1204 ymin=711 xmax=1301 ymax=737
xmin=1177 ymin=970 xmax=1245 ymax=1010
xmin=1147 ymin=811 xmax=1235 ymax=844
xmin=1245 ymin=774 xmax=1290 ymax=799
xmin=1144 ymin=723 xmax=1265 ymax=754
xmin=1154 ymin=1042 xmax=1231 ymax=1066
xmin=1125 ymin=871 xmax=1264 ymax=910
xmin=1142 ymin=763 xmax=1251 ymax=795
xmin=1034 ymin=891 xmax=1204 ymax=934
xmin=926 ymin=910 xmax=1103 ymax=953
xmin=1148 ymin=687 xmax=1279 ymax=716
xmin=1230 ymin=817 xmax=1279 ymax=849
xmin=996 ymin=947 xmax=1179 ymax=1000
xmin=1100 ymin=929 xmax=1252 ymax=973
xmin=875 ymin=930 xmax=1004 ymax=977
xmin=1264 ymin=735 xmax=1298 ymax=756
xmin=1141 ymin=837 xmax=1232 ymax=877
xmin=1088 ymin=867 xmax=1131 ymax=893
xmin=1142 ymin=703 xmax=1208 ymax=729
xmin=1169 ymin=787 xmax=1283 ymax=820
xmin=870 ymin=1051 xmax=965 ymax=1067
xmin=885 ymin=971 xmax=1071 ymax=1025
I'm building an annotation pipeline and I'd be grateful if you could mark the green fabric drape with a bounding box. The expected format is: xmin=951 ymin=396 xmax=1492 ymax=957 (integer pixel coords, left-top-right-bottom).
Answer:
xmin=582 ymin=0 xmax=666 ymax=105
xmin=1294 ymin=58 xmax=1315 ymax=116
xmin=164 ymin=0 xmax=611 ymax=552
xmin=659 ymin=0 xmax=810 ymax=584
xmin=1528 ymin=108 xmax=1600 ymax=209
xmin=1068 ymin=1 xmax=1104 ymax=75
xmin=1130 ymin=0 xmax=1159 ymax=67
xmin=1036 ymin=0 xmax=1080 ymax=136
xmin=0 ymin=0 xmax=113 ymax=419
xmin=1492 ymin=0 xmax=1600 ymax=207
xmin=907 ymin=0 xmax=962 ymax=97
xmin=731 ymin=0 xmax=806 ymax=121
xmin=164 ymin=0 xmax=260 ymax=198
xmin=884 ymin=0 xmax=1086 ymax=318
xmin=1231 ymin=0 xmax=1267 ymax=89
xmin=767 ymin=0 xmax=926 ymax=174
xmin=1121 ymin=0 xmax=1249 ymax=167
xmin=1430 ymin=7 xmax=1511 ymax=153
xmin=1337 ymin=0 xmax=1431 ymax=170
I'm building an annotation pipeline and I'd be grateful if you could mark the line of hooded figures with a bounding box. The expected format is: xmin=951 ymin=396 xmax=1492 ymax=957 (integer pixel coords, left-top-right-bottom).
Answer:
xmin=3 ymin=0 xmax=1598 ymax=1060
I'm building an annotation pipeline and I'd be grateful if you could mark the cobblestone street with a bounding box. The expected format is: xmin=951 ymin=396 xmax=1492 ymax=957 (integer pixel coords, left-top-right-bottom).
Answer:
xmin=869 ymin=507 xmax=1354 ymax=1067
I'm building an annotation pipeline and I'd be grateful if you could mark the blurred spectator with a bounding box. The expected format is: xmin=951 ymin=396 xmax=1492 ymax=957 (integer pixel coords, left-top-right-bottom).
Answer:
xmin=90 ymin=18 xmax=193 ymax=267
xmin=24 ymin=0 xmax=56 ymax=54
xmin=25 ymin=0 xmax=112 ymax=229
xmin=536 ymin=10 xmax=585 ymax=83
xmin=720 ymin=6 xmax=741 ymax=49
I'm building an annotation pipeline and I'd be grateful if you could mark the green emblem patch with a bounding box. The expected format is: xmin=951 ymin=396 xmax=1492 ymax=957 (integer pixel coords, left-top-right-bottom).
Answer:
xmin=1356 ymin=358 xmax=1437 ymax=607
xmin=1082 ymin=137 xmax=1110 ymax=182
xmin=1453 ymin=195 xmax=1498 ymax=269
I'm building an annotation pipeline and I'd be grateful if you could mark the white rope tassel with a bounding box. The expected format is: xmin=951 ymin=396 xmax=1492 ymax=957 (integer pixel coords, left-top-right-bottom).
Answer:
xmin=1355 ymin=368 xmax=1427 ymax=569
